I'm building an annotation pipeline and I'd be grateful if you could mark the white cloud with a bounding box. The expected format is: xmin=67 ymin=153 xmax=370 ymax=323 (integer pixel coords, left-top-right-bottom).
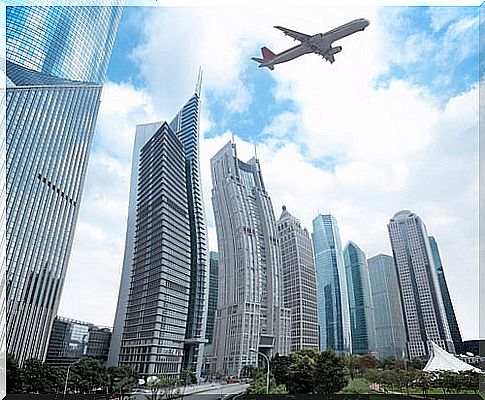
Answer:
xmin=60 ymin=7 xmax=479 ymax=343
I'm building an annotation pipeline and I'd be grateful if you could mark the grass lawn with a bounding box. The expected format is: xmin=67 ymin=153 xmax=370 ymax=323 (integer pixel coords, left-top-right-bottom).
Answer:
xmin=339 ymin=378 xmax=373 ymax=394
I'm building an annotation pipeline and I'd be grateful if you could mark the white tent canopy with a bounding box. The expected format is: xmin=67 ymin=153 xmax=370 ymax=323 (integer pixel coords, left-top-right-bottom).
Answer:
xmin=423 ymin=341 xmax=483 ymax=373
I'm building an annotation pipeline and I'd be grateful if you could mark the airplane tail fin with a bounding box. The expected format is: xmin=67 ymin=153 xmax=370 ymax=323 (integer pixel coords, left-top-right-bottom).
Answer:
xmin=251 ymin=57 xmax=275 ymax=70
xmin=261 ymin=46 xmax=276 ymax=60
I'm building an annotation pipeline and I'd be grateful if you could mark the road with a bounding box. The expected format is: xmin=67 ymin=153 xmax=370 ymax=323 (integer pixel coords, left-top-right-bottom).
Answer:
xmin=129 ymin=383 xmax=249 ymax=400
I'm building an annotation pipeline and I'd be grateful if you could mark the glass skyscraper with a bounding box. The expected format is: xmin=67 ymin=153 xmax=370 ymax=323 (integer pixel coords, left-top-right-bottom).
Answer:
xmin=343 ymin=241 xmax=376 ymax=355
xmin=428 ymin=236 xmax=463 ymax=354
xmin=211 ymin=141 xmax=290 ymax=377
xmin=367 ymin=254 xmax=407 ymax=359
xmin=6 ymin=5 xmax=122 ymax=364
xmin=312 ymin=214 xmax=351 ymax=353
xmin=277 ymin=206 xmax=319 ymax=352
xmin=387 ymin=210 xmax=454 ymax=358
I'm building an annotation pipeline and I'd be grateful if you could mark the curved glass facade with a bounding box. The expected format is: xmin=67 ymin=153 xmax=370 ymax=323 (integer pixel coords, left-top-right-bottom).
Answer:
xmin=312 ymin=214 xmax=351 ymax=353
xmin=7 ymin=5 xmax=122 ymax=84
xmin=343 ymin=241 xmax=376 ymax=355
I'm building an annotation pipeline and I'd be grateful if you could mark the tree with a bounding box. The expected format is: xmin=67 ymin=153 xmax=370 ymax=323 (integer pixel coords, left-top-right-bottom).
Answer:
xmin=409 ymin=357 xmax=426 ymax=370
xmin=270 ymin=354 xmax=291 ymax=385
xmin=286 ymin=353 xmax=316 ymax=394
xmin=377 ymin=356 xmax=397 ymax=370
xmin=22 ymin=358 xmax=49 ymax=393
xmin=68 ymin=358 xmax=107 ymax=394
xmin=247 ymin=369 xmax=287 ymax=394
xmin=412 ymin=370 xmax=432 ymax=395
xmin=106 ymin=365 xmax=137 ymax=396
xmin=313 ymin=349 xmax=349 ymax=394
xmin=7 ymin=354 xmax=23 ymax=393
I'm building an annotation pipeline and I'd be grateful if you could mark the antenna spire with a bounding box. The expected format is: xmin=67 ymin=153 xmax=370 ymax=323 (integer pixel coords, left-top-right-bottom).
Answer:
xmin=254 ymin=141 xmax=258 ymax=159
xmin=195 ymin=66 xmax=203 ymax=96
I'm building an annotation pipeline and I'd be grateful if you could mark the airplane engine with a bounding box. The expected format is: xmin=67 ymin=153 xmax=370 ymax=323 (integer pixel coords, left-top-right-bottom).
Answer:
xmin=328 ymin=46 xmax=342 ymax=55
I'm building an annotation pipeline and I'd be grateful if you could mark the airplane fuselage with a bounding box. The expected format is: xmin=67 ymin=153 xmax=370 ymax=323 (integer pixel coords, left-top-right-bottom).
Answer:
xmin=255 ymin=18 xmax=369 ymax=69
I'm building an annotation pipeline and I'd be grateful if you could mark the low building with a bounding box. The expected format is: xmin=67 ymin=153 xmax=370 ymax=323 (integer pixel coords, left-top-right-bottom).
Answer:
xmin=45 ymin=316 xmax=111 ymax=366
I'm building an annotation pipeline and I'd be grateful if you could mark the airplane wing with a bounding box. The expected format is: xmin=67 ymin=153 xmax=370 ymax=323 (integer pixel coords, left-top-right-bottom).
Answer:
xmin=274 ymin=26 xmax=311 ymax=42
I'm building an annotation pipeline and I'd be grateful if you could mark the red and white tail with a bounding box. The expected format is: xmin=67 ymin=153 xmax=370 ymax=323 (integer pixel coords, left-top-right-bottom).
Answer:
xmin=261 ymin=46 xmax=276 ymax=60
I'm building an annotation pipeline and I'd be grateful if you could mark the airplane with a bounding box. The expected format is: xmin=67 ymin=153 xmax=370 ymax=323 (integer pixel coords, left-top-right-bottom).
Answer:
xmin=251 ymin=18 xmax=370 ymax=70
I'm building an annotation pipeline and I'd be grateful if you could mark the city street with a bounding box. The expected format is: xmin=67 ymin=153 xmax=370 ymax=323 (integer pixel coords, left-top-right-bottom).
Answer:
xmin=129 ymin=383 xmax=249 ymax=400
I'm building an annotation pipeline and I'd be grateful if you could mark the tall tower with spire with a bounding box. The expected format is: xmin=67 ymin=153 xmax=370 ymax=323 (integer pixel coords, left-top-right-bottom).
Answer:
xmin=109 ymin=75 xmax=209 ymax=378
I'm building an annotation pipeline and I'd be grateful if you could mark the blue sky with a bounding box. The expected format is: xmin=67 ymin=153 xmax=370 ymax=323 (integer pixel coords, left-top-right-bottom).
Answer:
xmin=59 ymin=6 xmax=480 ymax=341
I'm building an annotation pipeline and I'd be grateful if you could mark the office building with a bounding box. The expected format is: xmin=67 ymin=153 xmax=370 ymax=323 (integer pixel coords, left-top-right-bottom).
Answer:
xmin=428 ymin=236 xmax=463 ymax=354
xmin=45 ymin=316 xmax=112 ymax=366
xmin=202 ymin=251 xmax=218 ymax=377
xmin=277 ymin=206 xmax=319 ymax=352
xmin=170 ymin=78 xmax=209 ymax=377
xmin=6 ymin=5 xmax=122 ymax=363
xmin=343 ymin=241 xmax=376 ymax=355
xmin=211 ymin=141 xmax=290 ymax=377
xmin=387 ymin=210 xmax=454 ymax=358
xmin=312 ymin=214 xmax=351 ymax=353
xmin=114 ymin=122 xmax=191 ymax=378
xmin=109 ymin=84 xmax=209 ymax=378
xmin=367 ymin=254 xmax=407 ymax=359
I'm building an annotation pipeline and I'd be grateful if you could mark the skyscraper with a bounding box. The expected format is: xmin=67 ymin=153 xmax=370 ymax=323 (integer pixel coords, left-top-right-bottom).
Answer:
xmin=202 ymin=251 xmax=218 ymax=377
xmin=170 ymin=77 xmax=209 ymax=377
xmin=116 ymin=122 xmax=191 ymax=377
xmin=6 ymin=5 xmax=122 ymax=363
xmin=277 ymin=206 xmax=319 ymax=352
xmin=428 ymin=236 xmax=463 ymax=354
xmin=211 ymin=141 xmax=290 ymax=377
xmin=343 ymin=241 xmax=376 ymax=355
xmin=367 ymin=254 xmax=407 ymax=359
xmin=312 ymin=214 xmax=351 ymax=353
xmin=109 ymin=84 xmax=209 ymax=379
xmin=387 ymin=210 xmax=454 ymax=358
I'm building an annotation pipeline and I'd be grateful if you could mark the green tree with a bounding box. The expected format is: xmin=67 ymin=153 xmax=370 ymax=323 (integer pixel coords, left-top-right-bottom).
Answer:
xmin=6 ymin=354 xmax=23 ymax=393
xmin=247 ymin=369 xmax=287 ymax=394
xmin=313 ymin=349 xmax=349 ymax=394
xmin=270 ymin=354 xmax=291 ymax=385
xmin=409 ymin=357 xmax=426 ymax=370
xmin=106 ymin=365 xmax=138 ymax=396
xmin=412 ymin=370 xmax=432 ymax=395
xmin=377 ymin=356 xmax=397 ymax=370
xmin=22 ymin=358 xmax=49 ymax=393
xmin=68 ymin=357 xmax=107 ymax=394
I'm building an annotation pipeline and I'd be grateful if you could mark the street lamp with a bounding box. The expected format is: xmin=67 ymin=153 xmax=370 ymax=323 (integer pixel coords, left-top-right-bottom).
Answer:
xmin=63 ymin=361 xmax=78 ymax=395
xmin=249 ymin=348 xmax=269 ymax=394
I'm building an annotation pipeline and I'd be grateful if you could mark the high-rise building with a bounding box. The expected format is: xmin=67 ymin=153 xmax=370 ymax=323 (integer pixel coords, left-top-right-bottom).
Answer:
xmin=277 ymin=206 xmax=319 ymax=352
xmin=109 ymin=84 xmax=209 ymax=379
xmin=387 ymin=210 xmax=454 ymax=358
xmin=210 ymin=141 xmax=290 ymax=377
xmin=45 ymin=316 xmax=112 ymax=366
xmin=367 ymin=254 xmax=407 ymax=359
xmin=170 ymin=77 xmax=209 ymax=377
xmin=343 ymin=241 xmax=376 ymax=355
xmin=6 ymin=5 xmax=122 ymax=364
xmin=428 ymin=236 xmax=463 ymax=354
xmin=205 ymin=252 xmax=219 ymax=348
xmin=312 ymin=214 xmax=351 ymax=353
xmin=114 ymin=122 xmax=191 ymax=378
xmin=202 ymin=251 xmax=218 ymax=377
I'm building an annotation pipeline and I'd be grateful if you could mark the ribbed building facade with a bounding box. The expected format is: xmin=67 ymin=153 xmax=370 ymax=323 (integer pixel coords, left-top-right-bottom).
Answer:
xmin=343 ymin=241 xmax=376 ymax=355
xmin=6 ymin=5 xmax=122 ymax=364
xmin=276 ymin=206 xmax=319 ymax=352
xmin=169 ymin=82 xmax=209 ymax=377
xmin=312 ymin=214 xmax=351 ymax=353
xmin=211 ymin=141 xmax=290 ymax=377
xmin=387 ymin=210 xmax=454 ymax=358
xmin=202 ymin=251 xmax=219 ymax=377
xmin=367 ymin=254 xmax=407 ymax=359
xmin=117 ymin=122 xmax=191 ymax=378
xmin=428 ymin=236 xmax=463 ymax=354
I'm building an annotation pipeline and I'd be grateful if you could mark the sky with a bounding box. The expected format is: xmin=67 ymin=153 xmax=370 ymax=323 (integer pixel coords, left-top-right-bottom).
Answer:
xmin=57 ymin=6 xmax=480 ymax=341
